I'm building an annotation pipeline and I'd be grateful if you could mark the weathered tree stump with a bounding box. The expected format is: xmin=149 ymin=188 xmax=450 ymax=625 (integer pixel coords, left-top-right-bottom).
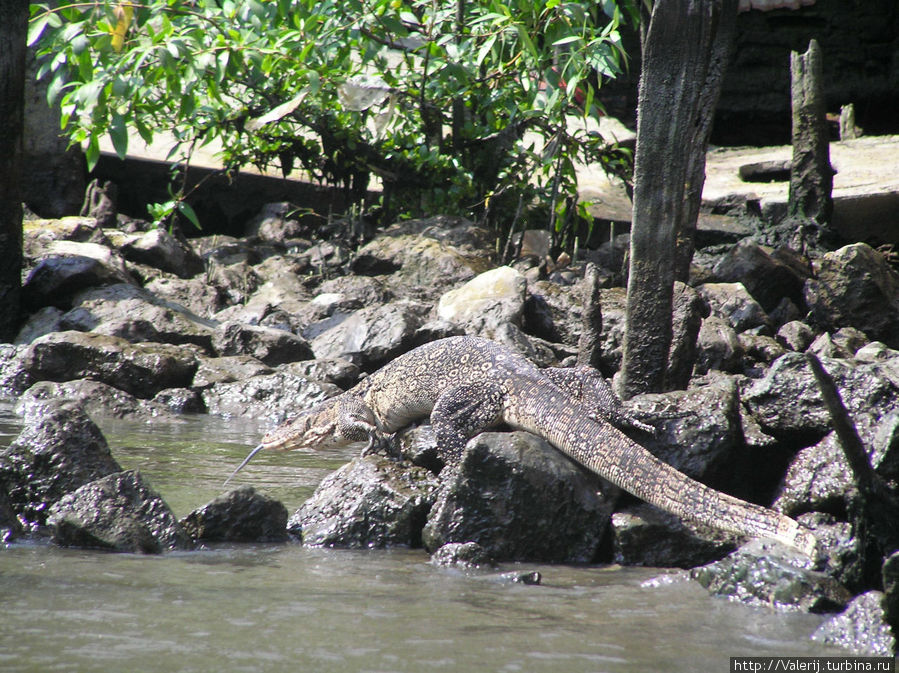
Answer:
xmin=788 ymin=39 xmax=833 ymax=226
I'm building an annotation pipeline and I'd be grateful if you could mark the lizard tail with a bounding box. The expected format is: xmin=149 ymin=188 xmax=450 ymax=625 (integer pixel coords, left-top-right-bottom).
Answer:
xmin=547 ymin=415 xmax=819 ymax=556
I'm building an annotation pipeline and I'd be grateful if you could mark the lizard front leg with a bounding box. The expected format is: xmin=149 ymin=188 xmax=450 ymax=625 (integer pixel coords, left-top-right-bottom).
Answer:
xmin=430 ymin=383 xmax=506 ymax=469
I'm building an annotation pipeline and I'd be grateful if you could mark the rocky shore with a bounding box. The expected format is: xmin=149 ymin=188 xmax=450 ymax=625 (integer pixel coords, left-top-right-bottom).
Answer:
xmin=2 ymin=200 xmax=899 ymax=655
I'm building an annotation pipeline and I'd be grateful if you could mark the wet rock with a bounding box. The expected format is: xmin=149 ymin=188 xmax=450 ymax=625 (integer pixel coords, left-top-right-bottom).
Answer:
xmin=309 ymin=301 xmax=429 ymax=369
xmin=16 ymin=379 xmax=172 ymax=420
xmin=152 ymin=387 xmax=205 ymax=414
xmin=180 ymin=486 xmax=288 ymax=543
xmin=882 ymin=551 xmax=899 ymax=637
xmin=0 ymin=401 xmax=121 ymax=527
xmin=436 ymin=266 xmax=527 ymax=336
xmin=744 ymin=352 xmax=899 ymax=444
xmin=776 ymin=319 xmax=817 ymax=352
xmin=396 ymin=424 xmax=444 ymax=474
xmin=430 ymin=542 xmax=496 ymax=569
xmin=59 ymin=283 xmax=216 ymax=351
xmin=797 ymin=513 xmax=867 ymax=594
xmin=9 ymin=331 xmax=199 ymax=398
xmin=212 ymin=320 xmax=313 ymax=366
xmin=201 ymin=371 xmax=341 ymax=424
xmin=47 ymin=469 xmax=193 ymax=553
xmin=697 ymin=282 xmax=770 ymax=333
xmin=712 ymin=240 xmax=808 ymax=312
xmin=776 ymin=422 xmax=899 ymax=517
xmin=805 ymin=243 xmax=899 ymax=349
xmin=192 ymin=355 xmax=274 ymax=388
xmin=811 ymin=591 xmax=896 ymax=656
xmin=610 ymin=503 xmax=735 ymax=568
xmin=119 ymin=228 xmax=204 ymax=279
xmin=205 ymin=260 xmax=261 ymax=309
xmin=0 ymin=483 xmax=22 ymax=542
xmin=288 ymin=455 xmax=439 ymax=548
xmin=627 ymin=373 xmax=742 ymax=483
xmin=422 ymin=432 xmax=615 ymax=563
xmin=23 ymin=240 xmax=135 ymax=310
xmin=690 ymin=538 xmax=851 ymax=612
xmin=694 ymin=316 xmax=744 ymax=375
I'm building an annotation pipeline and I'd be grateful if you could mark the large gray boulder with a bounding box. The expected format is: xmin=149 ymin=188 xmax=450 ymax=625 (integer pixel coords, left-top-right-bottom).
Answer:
xmin=288 ymin=455 xmax=440 ymax=548
xmin=712 ymin=240 xmax=808 ymax=313
xmin=805 ymin=243 xmax=899 ymax=348
xmin=212 ymin=320 xmax=314 ymax=365
xmin=47 ymin=470 xmax=193 ymax=553
xmin=118 ymin=228 xmax=204 ymax=279
xmin=0 ymin=401 xmax=121 ymax=527
xmin=6 ymin=331 xmax=199 ymax=398
xmin=422 ymin=432 xmax=615 ymax=563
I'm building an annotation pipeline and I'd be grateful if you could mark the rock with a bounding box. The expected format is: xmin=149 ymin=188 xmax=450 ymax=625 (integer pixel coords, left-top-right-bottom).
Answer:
xmin=796 ymin=513 xmax=868 ymax=594
xmin=313 ymin=275 xmax=393 ymax=315
xmin=143 ymin=275 xmax=226 ymax=319
xmin=690 ymin=538 xmax=851 ymax=612
xmin=14 ymin=306 xmax=65 ymax=344
xmin=739 ymin=333 xmax=786 ymax=368
xmin=351 ymin=216 xmax=492 ymax=300
xmin=192 ymin=355 xmax=274 ymax=388
xmin=811 ymin=591 xmax=896 ymax=656
xmin=288 ymin=455 xmax=439 ymax=548
xmin=694 ymin=316 xmax=744 ymax=375
xmin=805 ymin=243 xmax=899 ymax=349
xmin=744 ymin=352 xmax=899 ymax=444
xmin=15 ymin=379 xmax=172 ymax=420
xmin=47 ymin=470 xmax=193 ymax=553
xmin=309 ymin=301 xmax=429 ymax=369
xmin=436 ymin=266 xmax=527 ymax=336
xmin=0 ymin=483 xmax=22 ymax=542
xmin=205 ymin=260 xmax=261 ymax=309
xmin=0 ymin=401 xmax=122 ymax=527
xmin=180 ymin=486 xmax=288 ymax=543
xmin=712 ymin=240 xmax=808 ymax=312
xmin=201 ymin=371 xmax=341 ymax=424
xmin=59 ymin=283 xmax=216 ymax=350
xmin=883 ymin=551 xmax=899 ymax=638
xmin=627 ymin=373 xmax=742 ymax=483
xmin=10 ymin=331 xmax=199 ymax=398
xmin=856 ymin=342 xmax=899 ymax=363
xmin=22 ymin=240 xmax=135 ymax=310
xmin=430 ymin=542 xmax=496 ymax=569
xmin=610 ymin=503 xmax=735 ymax=568
xmin=775 ymin=426 xmax=899 ymax=518
xmin=119 ymin=228 xmax=204 ymax=278
xmin=193 ymin=234 xmax=258 ymax=266
xmin=152 ymin=388 xmax=205 ymax=414
xmin=281 ymin=358 xmax=360 ymax=390
xmin=666 ymin=282 xmax=706 ymax=390
xmin=422 ymin=432 xmax=615 ymax=563
xmin=697 ymin=282 xmax=770 ymax=333
xmin=244 ymin=201 xmax=311 ymax=243
xmin=776 ymin=320 xmax=817 ymax=351
xmin=212 ymin=320 xmax=314 ymax=366
xmin=806 ymin=332 xmax=855 ymax=359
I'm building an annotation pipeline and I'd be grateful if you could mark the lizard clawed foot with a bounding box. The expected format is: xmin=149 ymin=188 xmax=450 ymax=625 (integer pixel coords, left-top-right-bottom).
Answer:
xmin=361 ymin=431 xmax=402 ymax=461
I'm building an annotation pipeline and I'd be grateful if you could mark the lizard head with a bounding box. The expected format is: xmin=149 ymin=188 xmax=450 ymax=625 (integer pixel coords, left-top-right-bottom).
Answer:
xmin=223 ymin=396 xmax=378 ymax=485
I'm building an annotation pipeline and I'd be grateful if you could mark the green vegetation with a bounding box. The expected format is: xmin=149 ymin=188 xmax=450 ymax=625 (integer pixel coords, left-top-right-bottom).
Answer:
xmin=29 ymin=0 xmax=639 ymax=242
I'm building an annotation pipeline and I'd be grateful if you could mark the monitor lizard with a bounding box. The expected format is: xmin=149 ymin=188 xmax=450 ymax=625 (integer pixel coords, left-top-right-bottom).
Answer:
xmin=226 ymin=335 xmax=818 ymax=556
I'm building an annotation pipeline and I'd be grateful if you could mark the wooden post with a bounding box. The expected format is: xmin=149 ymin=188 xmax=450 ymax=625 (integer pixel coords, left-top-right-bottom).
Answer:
xmin=0 ymin=0 xmax=28 ymax=342
xmin=788 ymin=39 xmax=832 ymax=226
xmin=619 ymin=0 xmax=738 ymax=398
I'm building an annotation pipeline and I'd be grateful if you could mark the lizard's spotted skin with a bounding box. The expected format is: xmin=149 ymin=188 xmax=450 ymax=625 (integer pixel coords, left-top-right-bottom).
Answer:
xmin=228 ymin=336 xmax=817 ymax=556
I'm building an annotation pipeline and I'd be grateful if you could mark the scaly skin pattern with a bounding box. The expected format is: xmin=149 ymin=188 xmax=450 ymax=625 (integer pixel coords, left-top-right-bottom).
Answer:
xmin=254 ymin=335 xmax=818 ymax=555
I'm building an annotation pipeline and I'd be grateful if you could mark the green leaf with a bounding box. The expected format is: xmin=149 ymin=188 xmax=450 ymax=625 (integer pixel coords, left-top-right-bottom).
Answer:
xmin=84 ymin=136 xmax=100 ymax=172
xmin=27 ymin=12 xmax=52 ymax=47
xmin=109 ymin=112 xmax=129 ymax=159
xmin=176 ymin=201 xmax=202 ymax=230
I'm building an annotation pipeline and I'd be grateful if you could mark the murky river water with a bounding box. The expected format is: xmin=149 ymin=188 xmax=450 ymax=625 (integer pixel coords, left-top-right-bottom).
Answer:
xmin=0 ymin=401 xmax=843 ymax=672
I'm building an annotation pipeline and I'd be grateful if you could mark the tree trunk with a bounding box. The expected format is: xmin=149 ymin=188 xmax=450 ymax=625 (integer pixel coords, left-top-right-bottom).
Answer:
xmin=619 ymin=0 xmax=737 ymax=399
xmin=0 ymin=0 xmax=27 ymax=342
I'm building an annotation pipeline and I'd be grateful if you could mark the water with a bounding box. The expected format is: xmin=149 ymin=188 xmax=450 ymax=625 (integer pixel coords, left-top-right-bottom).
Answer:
xmin=0 ymin=401 xmax=843 ymax=672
